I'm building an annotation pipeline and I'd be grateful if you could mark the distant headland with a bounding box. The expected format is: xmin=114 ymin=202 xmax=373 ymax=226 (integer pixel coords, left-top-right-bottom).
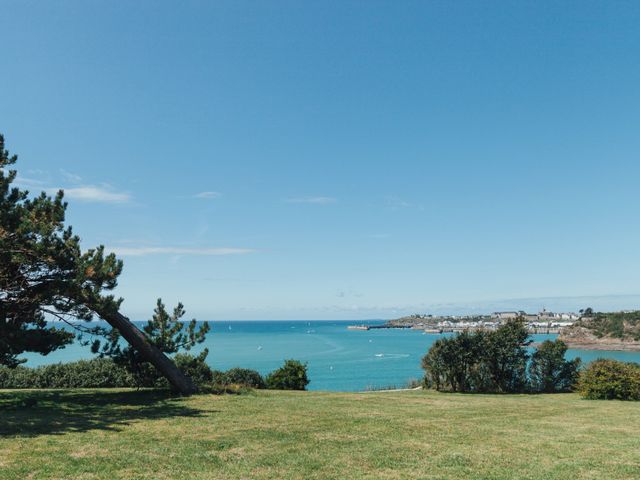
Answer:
xmin=349 ymin=309 xmax=640 ymax=351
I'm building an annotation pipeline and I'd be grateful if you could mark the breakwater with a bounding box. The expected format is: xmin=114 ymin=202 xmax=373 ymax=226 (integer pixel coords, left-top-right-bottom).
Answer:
xmin=347 ymin=325 xmax=412 ymax=331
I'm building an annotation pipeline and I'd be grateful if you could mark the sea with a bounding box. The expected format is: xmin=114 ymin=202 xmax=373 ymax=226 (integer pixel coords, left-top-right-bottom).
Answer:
xmin=22 ymin=320 xmax=640 ymax=391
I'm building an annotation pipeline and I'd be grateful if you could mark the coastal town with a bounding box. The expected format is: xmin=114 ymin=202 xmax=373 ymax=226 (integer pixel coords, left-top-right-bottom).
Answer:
xmin=348 ymin=309 xmax=581 ymax=334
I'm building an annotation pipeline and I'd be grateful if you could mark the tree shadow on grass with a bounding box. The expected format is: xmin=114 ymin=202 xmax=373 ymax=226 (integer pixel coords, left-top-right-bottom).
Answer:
xmin=0 ymin=389 xmax=215 ymax=437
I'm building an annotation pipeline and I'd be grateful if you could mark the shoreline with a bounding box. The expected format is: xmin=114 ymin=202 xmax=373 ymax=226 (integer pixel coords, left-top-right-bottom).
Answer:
xmin=560 ymin=341 xmax=640 ymax=352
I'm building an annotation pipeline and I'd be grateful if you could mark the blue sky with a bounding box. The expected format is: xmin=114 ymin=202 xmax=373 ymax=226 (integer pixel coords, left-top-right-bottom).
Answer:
xmin=2 ymin=1 xmax=640 ymax=319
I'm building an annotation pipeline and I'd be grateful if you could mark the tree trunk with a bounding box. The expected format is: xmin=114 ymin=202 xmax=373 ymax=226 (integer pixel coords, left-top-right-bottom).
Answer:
xmin=99 ymin=309 xmax=198 ymax=395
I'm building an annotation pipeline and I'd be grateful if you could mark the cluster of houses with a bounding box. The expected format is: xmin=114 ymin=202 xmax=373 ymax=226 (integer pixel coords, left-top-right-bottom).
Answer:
xmin=493 ymin=309 xmax=580 ymax=322
xmin=492 ymin=310 xmax=579 ymax=331
xmin=396 ymin=309 xmax=579 ymax=333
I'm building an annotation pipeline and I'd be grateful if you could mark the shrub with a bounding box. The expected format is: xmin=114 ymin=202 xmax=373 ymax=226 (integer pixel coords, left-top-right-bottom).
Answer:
xmin=0 ymin=365 xmax=39 ymax=389
xmin=211 ymin=369 xmax=228 ymax=385
xmin=174 ymin=352 xmax=214 ymax=386
xmin=207 ymin=361 xmax=310 ymax=391
xmin=208 ymin=368 xmax=266 ymax=388
xmin=529 ymin=340 xmax=581 ymax=393
xmin=0 ymin=358 xmax=136 ymax=389
xmin=578 ymin=359 xmax=640 ymax=400
xmin=222 ymin=368 xmax=266 ymax=389
xmin=0 ymin=356 xmax=262 ymax=392
xmin=265 ymin=359 xmax=309 ymax=390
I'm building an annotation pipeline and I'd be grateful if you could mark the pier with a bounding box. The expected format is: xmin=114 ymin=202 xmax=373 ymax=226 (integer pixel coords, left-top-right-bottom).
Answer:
xmin=347 ymin=325 xmax=413 ymax=331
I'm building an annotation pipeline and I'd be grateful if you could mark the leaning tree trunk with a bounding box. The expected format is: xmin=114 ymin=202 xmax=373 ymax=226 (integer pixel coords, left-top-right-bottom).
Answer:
xmin=98 ymin=309 xmax=198 ymax=395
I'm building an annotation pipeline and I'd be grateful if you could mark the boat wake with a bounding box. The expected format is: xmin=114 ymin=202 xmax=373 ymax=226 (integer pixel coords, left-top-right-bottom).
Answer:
xmin=374 ymin=353 xmax=410 ymax=359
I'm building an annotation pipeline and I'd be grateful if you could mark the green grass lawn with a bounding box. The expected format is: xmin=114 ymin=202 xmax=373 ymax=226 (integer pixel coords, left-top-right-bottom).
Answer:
xmin=1 ymin=389 xmax=639 ymax=479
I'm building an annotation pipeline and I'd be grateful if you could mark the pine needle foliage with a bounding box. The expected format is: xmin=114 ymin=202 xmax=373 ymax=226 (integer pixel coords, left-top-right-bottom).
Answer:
xmin=0 ymin=134 xmax=122 ymax=367
xmin=94 ymin=299 xmax=210 ymax=386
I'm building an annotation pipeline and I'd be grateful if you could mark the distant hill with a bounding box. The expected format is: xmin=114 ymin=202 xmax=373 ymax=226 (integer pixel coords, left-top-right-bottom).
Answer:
xmin=559 ymin=311 xmax=640 ymax=351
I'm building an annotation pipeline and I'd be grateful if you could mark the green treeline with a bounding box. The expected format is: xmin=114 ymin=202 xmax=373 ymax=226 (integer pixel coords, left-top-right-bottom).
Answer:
xmin=422 ymin=319 xmax=581 ymax=393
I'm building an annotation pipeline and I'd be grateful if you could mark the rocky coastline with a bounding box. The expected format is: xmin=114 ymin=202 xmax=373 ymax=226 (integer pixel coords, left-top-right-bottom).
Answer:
xmin=559 ymin=325 xmax=640 ymax=352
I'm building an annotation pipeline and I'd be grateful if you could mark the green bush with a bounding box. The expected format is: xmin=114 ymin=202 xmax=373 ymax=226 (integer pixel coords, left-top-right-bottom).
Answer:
xmin=174 ymin=352 xmax=214 ymax=386
xmin=208 ymin=361 xmax=310 ymax=390
xmin=529 ymin=340 xmax=581 ymax=393
xmin=208 ymin=368 xmax=265 ymax=388
xmin=222 ymin=368 xmax=266 ymax=389
xmin=578 ymin=359 xmax=640 ymax=400
xmin=211 ymin=369 xmax=227 ymax=385
xmin=265 ymin=359 xmax=309 ymax=390
xmin=0 ymin=357 xmax=310 ymax=392
xmin=0 ymin=358 xmax=136 ymax=389
xmin=0 ymin=356 xmax=213 ymax=390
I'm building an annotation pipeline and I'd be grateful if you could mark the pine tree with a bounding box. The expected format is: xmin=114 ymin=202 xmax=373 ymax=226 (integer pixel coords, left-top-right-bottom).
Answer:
xmin=0 ymin=134 xmax=197 ymax=394
xmin=96 ymin=298 xmax=210 ymax=387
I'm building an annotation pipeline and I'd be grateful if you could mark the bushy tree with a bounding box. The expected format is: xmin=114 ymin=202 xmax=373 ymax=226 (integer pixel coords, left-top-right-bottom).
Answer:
xmin=578 ymin=359 xmax=640 ymax=400
xmin=0 ymin=134 xmax=195 ymax=393
xmin=422 ymin=320 xmax=584 ymax=394
xmin=483 ymin=319 xmax=530 ymax=392
xmin=421 ymin=330 xmax=488 ymax=392
xmin=529 ymin=340 xmax=581 ymax=393
xmin=265 ymin=359 xmax=309 ymax=390
xmin=422 ymin=319 xmax=531 ymax=393
xmin=95 ymin=299 xmax=210 ymax=387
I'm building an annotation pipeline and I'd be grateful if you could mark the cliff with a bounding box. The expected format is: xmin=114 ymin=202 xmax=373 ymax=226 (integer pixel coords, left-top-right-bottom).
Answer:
xmin=559 ymin=311 xmax=640 ymax=351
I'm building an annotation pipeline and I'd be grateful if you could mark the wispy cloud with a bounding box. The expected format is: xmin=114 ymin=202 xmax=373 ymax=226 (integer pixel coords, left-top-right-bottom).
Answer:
xmin=109 ymin=246 xmax=256 ymax=256
xmin=62 ymin=185 xmax=131 ymax=204
xmin=384 ymin=196 xmax=412 ymax=209
xmin=60 ymin=169 xmax=83 ymax=183
xmin=285 ymin=196 xmax=336 ymax=204
xmin=383 ymin=196 xmax=425 ymax=211
xmin=13 ymin=171 xmax=131 ymax=204
xmin=194 ymin=191 xmax=222 ymax=199
xmin=14 ymin=175 xmax=48 ymax=188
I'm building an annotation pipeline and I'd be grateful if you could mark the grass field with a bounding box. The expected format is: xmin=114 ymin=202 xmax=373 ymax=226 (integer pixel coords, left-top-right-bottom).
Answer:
xmin=1 ymin=389 xmax=639 ymax=479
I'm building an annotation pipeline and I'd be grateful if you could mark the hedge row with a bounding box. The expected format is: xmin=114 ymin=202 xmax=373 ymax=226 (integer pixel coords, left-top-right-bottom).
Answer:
xmin=0 ymin=357 xmax=310 ymax=391
xmin=2 ymin=356 xmax=639 ymax=399
xmin=0 ymin=358 xmax=136 ymax=389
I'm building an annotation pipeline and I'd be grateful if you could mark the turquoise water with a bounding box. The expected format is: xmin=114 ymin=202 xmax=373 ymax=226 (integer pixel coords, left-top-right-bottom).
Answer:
xmin=23 ymin=320 xmax=640 ymax=391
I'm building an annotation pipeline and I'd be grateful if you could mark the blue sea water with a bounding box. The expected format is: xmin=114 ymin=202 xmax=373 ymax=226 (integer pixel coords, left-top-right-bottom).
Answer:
xmin=22 ymin=320 xmax=640 ymax=391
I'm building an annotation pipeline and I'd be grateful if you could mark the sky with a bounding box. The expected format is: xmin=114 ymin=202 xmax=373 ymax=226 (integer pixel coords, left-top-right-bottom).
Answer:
xmin=2 ymin=1 xmax=640 ymax=320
